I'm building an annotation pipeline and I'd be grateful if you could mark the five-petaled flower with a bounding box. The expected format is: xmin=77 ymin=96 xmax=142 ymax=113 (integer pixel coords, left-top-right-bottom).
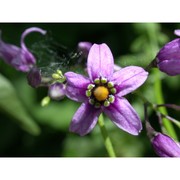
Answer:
xmin=0 ymin=27 xmax=46 ymax=72
xmin=65 ymin=43 xmax=148 ymax=136
xmin=155 ymin=29 xmax=180 ymax=76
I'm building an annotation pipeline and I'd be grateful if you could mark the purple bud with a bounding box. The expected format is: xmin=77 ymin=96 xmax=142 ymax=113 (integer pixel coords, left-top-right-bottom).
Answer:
xmin=114 ymin=64 xmax=122 ymax=72
xmin=48 ymin=83 xmax=66 ymax=100
xmin=27 ymin=67 xmax=41 ymax=88
xmin=0 ymin=27 xmax=46 ymax=72
xmin=156 ymin=30 xmax=180 ymax=76
xmin=152 ymin=133 xmax=180 ymax=157
xmin=174 ymin=29 xmax=180 ymax=36
xmin=77 ymin=42 xmax=92 ymax=59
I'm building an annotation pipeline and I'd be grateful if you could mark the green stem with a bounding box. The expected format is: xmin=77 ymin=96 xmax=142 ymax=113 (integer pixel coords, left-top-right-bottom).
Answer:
xmin=153 ymin=68 xmax=178 ymax=140
xmin=98 ymin=114 xmax=116 ymax=157
xmin=146 ymin=23 xmax=178 ymax=140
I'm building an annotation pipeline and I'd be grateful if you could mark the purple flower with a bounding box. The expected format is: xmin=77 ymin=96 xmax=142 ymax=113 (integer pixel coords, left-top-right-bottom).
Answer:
xmin=65 ymin=43 xmax=148 ymax=136
xmin=156 ymin=29 xmax=180 ymax=76
xmin=0 ymin=27 xmax=46 ymax=72
xmin=152 ymin=133 xmax=180 ymax=157
xmin=48 ymin=83 xmax=66 ymax=100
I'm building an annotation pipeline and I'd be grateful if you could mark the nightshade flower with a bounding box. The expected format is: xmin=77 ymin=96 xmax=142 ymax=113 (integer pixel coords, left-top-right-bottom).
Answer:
xmin=0 ymin=27 xmax=46 ymax=72
xmin=152 ymin=133 xmax=180 ymax=157
xmin=65 ymin=43 xmax=148 ymax=136
xmin=155 ymin=29 xmax=180 ymax=76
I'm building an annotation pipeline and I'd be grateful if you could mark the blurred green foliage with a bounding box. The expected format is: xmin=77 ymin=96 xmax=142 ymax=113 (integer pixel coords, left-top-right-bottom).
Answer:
xmin=0 ymin=23 xmax=180 ymax=157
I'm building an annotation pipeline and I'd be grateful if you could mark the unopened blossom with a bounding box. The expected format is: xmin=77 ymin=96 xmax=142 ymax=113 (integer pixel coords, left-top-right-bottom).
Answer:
xmin=145 ymin=112 xmax=180 ymax=157
xmin=27 ymin=67 xmax=42 ymax=88
xmin=155 ymin=29 xmax=180 ymax=76
xmin=48 ymin=83 xmax=66 ymax=100
xmin=0 ymin=27 xmax=46 ymax=72
xmin=152 ymin=133 xmax=180 ymax=157
xmin=65 ymin=43 xmax=148 ymax=136
xmin=78 ymin=42 xmax=92 ymax=59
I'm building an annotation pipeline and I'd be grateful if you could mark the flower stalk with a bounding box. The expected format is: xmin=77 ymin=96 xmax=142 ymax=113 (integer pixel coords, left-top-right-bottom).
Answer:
xmin=146 ymin=24 xmax=178 ymax=140
xmin=98 ymin=114 xmax=116 ymax=157
xmin=153 ymin=68 xmax=178 ymax=140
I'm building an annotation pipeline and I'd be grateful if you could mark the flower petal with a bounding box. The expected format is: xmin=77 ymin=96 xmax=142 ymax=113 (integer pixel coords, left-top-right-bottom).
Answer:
xmin=0 ymin=27 xmax=46 ymax=72
xmin=157 ymin=59 xmax=180 ymax=76
xmin=152 ymin=133 xmax=180 ymax=157
xmin=156 ymin=38 xmax=180 ymax=62
xmin=103 ymin=97 xmax=142 ymax=135
xmin=69 ymin=102 xmax=102 ymax=136
xmin=87 ymin=43 xmax=114 ymax=80
xmin=174 ymin=29 xmax=180 ymax=37
xmin=111 ymin=66 xmax=148 ymax=97
xmin=21 ymin=27 xmax=47 ymax=51
xmin=65 ymin=72 xmax=91 ymax=102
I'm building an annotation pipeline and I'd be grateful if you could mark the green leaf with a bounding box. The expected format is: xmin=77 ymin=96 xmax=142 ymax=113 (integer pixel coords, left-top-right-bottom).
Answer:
xmin=13 ymin=77 xmax=78 ymax=132
xmin=32 ymin=100 xmax=79 ymax=131
xmin=116 ymin=53 xmax=152 ymax=68
xmin=0 ymin=74 xmax=41 ymax=135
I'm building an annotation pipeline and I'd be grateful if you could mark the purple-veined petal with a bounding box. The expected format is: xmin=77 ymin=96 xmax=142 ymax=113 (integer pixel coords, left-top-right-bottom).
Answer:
xmin=65 ymin=72 xmax=91 ymax=102
xmin=0 ymin=42 xmax=20 ymax=64
xmin=21 ymin=27 xmax=47 ymax=51
xmin=87 ymin=43 xmax=114 ymax=81
xmin=111 ymin=66 xmax=148 ymax=97
xmin=152 ymin=133 xmax=180 ymax=157
xmin=156 ymin=38 xmax=180 ymax=62
xmin=0 ymin=39 xmax=34 ymax=72
xmin=69 ymin=102 xmax=102 ymax=136
xmin=157 ymin=59 xmax=180 ymax=76
xmin=174 ymin=29 xmax=180 ymax=37
xmin=103 ymin=97 xmax=142 ymax=135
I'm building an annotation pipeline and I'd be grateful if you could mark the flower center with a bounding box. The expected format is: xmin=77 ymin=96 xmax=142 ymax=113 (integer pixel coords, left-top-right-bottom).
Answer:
xmin=85 ymin=77 xmax=116 ymax=108
xmin=93 ymin=86 xmax=109 ymax=101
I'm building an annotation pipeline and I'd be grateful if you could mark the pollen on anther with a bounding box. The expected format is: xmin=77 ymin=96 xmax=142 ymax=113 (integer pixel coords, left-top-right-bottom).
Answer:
xmin=108 ymin=95 xmax=115 ymax=103
xmin=87 ymin=84 xmax=95 ymax=90
xmin=107 ymin=82 xmax=114 ymax=88
xmin=104 ymin=100 xmax=110 ymax=107
xmin=89 ymin=99 xmax=95 ymax=105
xmin=86 ymin=90 xmax=92 ymax=97
xmin=94 ymin=78 xmax=100 ymax=84
xmin=101 ymin=77 xmax=107 ymax=84
xmin=95 ymin=102 xmax=101 ymax=108
xmin=110 ymin=88 xmax=117 ymax=94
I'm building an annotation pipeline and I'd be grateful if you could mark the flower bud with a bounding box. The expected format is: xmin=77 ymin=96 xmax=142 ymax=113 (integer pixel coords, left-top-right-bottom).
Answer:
xmin=27 ymin=67 xmax=41 ymax=88
xmin=48 ymin=83 xmax=66 ymax=100
xmin=155 ymin=29 xmax=180 ymax=76
xmin=77 ymin=42 xmax=92 ymax=59
xmin=152 ymin=133 xmax=180 ymax=157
